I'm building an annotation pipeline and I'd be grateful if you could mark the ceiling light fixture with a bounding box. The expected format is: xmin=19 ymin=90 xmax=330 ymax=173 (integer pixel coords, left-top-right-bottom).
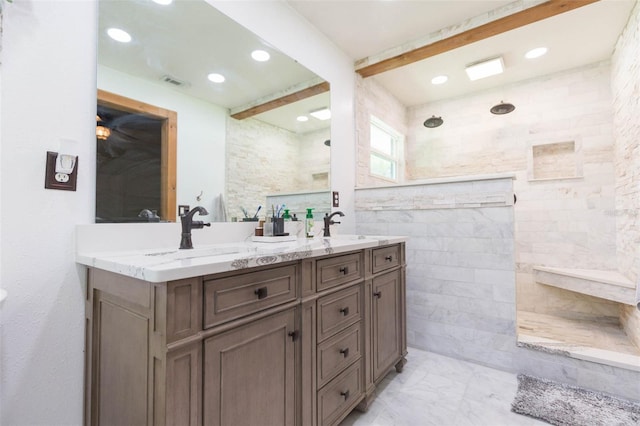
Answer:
xmin=152 ymin=0 xmax=173 ymax=4
xmin=96 ymin=115 xmax=111 ymax=140
xmin=297 ymin=116 xmax=309 ymax=122
xmin=251 ymin=50 xmax=270 ymax=62
xmin=309 ymin=107 xmax=331 ymax=121
xmin=465 ymin=56 xmax=504 ymax=81
xmin=107 ymin=28 xmax=132 ymax=43
xmin=525 ymin=47 xmax=548 ymax=59
xmin=423 ymin=115 xmax=443 ymax=128
xmin=431 ymin=75 xmax=448 ymax=85
xmin=207 ymin=73 xmax=225 ymax=83
xmin=490 ymin=101 xmax=515 ymax=115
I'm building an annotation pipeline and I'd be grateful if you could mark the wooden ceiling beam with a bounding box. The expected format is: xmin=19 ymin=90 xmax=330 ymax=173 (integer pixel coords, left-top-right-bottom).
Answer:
xmin=356 ymin=0 xmax=600 ymax=78
xmin=230 ymin=81 xmax=330 ymax=120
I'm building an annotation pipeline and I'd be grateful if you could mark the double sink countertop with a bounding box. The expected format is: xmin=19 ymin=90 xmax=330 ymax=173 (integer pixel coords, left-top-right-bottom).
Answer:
xmin=76 ymin=235 xmax=407 ymax=283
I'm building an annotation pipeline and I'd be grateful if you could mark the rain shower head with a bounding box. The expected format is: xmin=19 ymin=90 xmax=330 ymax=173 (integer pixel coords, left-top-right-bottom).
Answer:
xmin=423 ymin=116 xmax=443 ymax=128
xmin=324 ymin=139 xmax=331 ymax=146
xmin=490 ymin=101 xmax=515 ymax=115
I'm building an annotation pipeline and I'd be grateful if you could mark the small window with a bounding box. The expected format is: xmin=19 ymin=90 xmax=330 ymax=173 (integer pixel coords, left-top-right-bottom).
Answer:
xmin=370 ymin=116 xmax=402 ymax=181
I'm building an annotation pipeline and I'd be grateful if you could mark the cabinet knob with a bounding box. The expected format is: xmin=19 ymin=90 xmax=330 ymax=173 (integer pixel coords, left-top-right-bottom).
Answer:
xmin=254 ymin=287 xmax=268 ymax=299
xmin=385 ymin=255 xmax=393 ymax=261
xmin=340 ymin=390 xmax=350 ymax=400
xmin=339 ymin=266 xmax=349 ymax=275
xmin=373 ymin=291 xmax=382 ymax=299
xmin=339 ymin=306 xmax=349 ymax=316
xmin=288 ymin=330 xmax=299 ymax=342
xmin=339 ymin=347 xmax=350 ymax=358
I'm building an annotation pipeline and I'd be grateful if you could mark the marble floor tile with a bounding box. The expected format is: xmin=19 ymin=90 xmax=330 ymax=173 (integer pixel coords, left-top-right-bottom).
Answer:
xmin=341 ymin=348 xmax=545 ymax=426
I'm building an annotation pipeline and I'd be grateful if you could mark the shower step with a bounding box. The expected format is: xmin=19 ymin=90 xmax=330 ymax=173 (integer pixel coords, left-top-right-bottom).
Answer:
xmin=533 ymin=266 xmax=636 ymax=305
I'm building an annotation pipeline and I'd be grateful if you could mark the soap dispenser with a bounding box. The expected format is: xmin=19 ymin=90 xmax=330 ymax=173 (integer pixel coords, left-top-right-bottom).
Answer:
xmin=305 ymin=208 xmax=315 ymax=238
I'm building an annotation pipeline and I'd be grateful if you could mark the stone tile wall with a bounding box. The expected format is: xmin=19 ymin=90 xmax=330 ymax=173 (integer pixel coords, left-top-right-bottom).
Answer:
xmin=355 ymin=75 xmax=408 ymax=187
xmin=355 ymin=177 xmax=518 ymax=371
xmin=611 ymin=0 xmax=640 ymax=348
xmin=405 ymin=62 xmax=620 ymax=320
xmin=226 ymin=117 xmax=330 ymax=219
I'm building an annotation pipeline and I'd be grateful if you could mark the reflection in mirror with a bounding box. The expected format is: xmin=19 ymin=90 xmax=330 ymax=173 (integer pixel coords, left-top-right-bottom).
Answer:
xmin=97 ymin=0 xmax=330 ymax=223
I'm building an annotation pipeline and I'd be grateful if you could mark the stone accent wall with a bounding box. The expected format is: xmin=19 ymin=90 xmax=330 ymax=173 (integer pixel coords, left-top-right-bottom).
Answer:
xmin=406 ymin=63 xmax=619 ymax=320
xmin=355 ymin=75 xmax=408 ymax=187
xmin=355 ymin=177 xmax=518 ymax=371
xmin=225 ymin=117 xmax=329 ymax=219
xmin=611 ymin=0 xmax=640 ymax=349
xmin=226 ymin=117 xmax=300 ymax=217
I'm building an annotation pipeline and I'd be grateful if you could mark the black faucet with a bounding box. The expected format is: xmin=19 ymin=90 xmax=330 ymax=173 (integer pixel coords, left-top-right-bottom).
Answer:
xmin=179 ymin=206 xmax=211 ymax=249
xmin=323 ymin=211 xmax=345 ymax=237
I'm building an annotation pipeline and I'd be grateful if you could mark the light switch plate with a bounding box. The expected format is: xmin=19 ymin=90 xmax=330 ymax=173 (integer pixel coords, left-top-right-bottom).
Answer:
xmin=44 ymin=151 xmax=77 ymax=191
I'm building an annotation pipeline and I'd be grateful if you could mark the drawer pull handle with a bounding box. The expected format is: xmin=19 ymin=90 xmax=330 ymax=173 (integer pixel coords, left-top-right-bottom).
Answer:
xmin=339 ymin=347 xmax=349 ymax=358
xmin=339 ymin=307 xmax=349 ymax=316
xmin=340 ymin=390 xmax=350 ymax=400
xmin=385 ymin=255 xmax=393 ymax=261
xmin=373 ymin=291 xmax=382 ymax=299
xmin=254 ymin=287 xmax=268 ymax=299
xmin=288 ymin=330 xmax=299 ymax=342
xmin=339 ymin=266 xmax=349 ymax=275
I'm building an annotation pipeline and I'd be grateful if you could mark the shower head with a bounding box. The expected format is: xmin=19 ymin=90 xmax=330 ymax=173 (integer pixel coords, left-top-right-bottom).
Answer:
xmin=324 ymin=139 xmax=331 ymax=146
xmin=490 ymin=101 xmax=515 ymax=115
xmin=423 ymin=116 xmax=443 ymax=128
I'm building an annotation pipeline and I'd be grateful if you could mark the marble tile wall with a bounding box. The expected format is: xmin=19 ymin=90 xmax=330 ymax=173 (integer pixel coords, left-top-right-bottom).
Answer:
xmin=611 ymin=1 xmax=640 ymax=348
xmin=355 ymin=177 xmax=518 ymax=371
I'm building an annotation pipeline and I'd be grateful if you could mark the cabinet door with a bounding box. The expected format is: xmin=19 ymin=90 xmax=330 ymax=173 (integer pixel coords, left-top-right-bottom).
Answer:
xmin=372 ymin=269 xmax=402 ymax=382
xmin=203 ymin=308 xmax=297 ymax=426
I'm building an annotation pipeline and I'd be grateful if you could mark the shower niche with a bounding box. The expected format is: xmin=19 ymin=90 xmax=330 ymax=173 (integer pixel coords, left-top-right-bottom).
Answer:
xmin=527 ymin=138 xmax=583 ymax=181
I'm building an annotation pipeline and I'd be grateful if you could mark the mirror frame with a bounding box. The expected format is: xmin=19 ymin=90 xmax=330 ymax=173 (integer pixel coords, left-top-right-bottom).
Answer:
xmin=97 ymin=89 xmax=177 ymax=221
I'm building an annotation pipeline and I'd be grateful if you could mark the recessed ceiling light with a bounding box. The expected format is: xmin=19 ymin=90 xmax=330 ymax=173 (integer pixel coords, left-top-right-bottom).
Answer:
xmin=251 ymin=50 xmax=270 ymax=62
xmin=107 ymin=28 xmax=132 ymax=43
xmin=431 ymin=75 xmax=448 ymax=85
xmin=309 ymin=108 xmax=331 ymax=121
xmin=297 ymin=116 xmax=309 ymax=122
xmin=465 ymin=57 xmax=504 ymax=81
xmin=525 ymin=47 xmax=548 ymax=59
xmin=152 ymin=0 xmax=173 ymax=4
xmin=207 ymin=73 xmax=225 ymax=83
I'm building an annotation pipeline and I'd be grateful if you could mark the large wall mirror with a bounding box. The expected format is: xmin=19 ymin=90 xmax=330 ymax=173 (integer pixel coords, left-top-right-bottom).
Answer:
xmin=96 ymin=0 xmax=331 ymax=223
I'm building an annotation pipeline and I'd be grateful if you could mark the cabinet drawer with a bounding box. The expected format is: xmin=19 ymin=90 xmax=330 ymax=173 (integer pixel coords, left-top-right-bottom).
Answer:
xmin=317 ymin=322 xmax=362 ymax=388
xmin=317 ymin=360 xmax=363 ymax=426
xmin=316 ymin=253 xmax=363 ymax=291
xmin=317 ymin=285 xmax=362 ymax=342
xmin=204 ymin=265 xmax=297 ymax=328
xmin=371 ymin=245 xmax=400 ymax=274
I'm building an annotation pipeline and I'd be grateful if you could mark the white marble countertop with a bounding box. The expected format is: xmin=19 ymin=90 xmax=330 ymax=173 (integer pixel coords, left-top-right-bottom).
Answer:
xmin=76 ymin=235 xmax=407 ymax=283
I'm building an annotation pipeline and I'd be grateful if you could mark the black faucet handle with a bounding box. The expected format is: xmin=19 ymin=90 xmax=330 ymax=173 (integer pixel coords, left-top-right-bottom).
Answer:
xmin=191 ymin=220 xmax=210 ymax=229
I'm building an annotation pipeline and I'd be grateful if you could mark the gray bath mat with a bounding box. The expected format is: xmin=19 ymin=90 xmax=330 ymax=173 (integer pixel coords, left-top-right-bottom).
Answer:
xmin=511 ymin=374 xmax=640 ymax=425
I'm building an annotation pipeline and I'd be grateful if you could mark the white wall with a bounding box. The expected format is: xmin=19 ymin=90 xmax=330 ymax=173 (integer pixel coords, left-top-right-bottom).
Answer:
xmin=98 ymin=65 xmax=227 ymax=221
xmin=1 ymin=1 xmax=97 ymax=424
xmin=0 ymin=0 xmax=356 ymax=423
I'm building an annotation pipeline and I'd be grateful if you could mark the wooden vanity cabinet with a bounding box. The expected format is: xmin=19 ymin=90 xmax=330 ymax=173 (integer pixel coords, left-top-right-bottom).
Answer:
xmin=84 ymin=243 xmax=406 ymax=426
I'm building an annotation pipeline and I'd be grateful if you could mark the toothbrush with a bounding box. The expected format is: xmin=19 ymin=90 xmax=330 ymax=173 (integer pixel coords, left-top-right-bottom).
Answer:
xmin=276 ymin=204 xmax=285 ymax=218
xmin=241 ymin=207 xmax=249 ymax=218
xmin=253 ymin=205 xmax=262 ymax=219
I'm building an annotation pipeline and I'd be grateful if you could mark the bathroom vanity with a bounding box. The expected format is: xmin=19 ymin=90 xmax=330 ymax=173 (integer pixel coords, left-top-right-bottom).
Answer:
xmin=79 ymin=235 xmax=406 ymax=426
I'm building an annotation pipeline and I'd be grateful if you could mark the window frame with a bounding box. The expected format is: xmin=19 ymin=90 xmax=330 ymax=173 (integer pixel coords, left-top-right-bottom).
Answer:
xmin=369 ymin=115 xmax=403 ymax=182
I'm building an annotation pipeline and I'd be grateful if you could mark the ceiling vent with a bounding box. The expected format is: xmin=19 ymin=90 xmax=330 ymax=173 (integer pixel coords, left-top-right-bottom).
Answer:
xmin=161 ymin=75 xmax=188 ymax=87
